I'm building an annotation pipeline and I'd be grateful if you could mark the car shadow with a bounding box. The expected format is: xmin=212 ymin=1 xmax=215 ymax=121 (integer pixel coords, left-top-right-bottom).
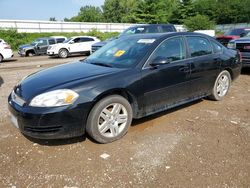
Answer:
xmin=132 ymin=99 xmax=203 ymax=127
xmin=241 ymin=68 xmax=250 ymax=75
xmin=25 ymin=99 xmax=203 ymax=146
xmin=24 ymin=134 xmax=87 ymax=146
xmin=1 ymin=59 xmax=17 ymax=63
xmin=48 ymin=54 xmax=88 ymax=59
xmin=0 ymin=76 xmax=4 ymax=87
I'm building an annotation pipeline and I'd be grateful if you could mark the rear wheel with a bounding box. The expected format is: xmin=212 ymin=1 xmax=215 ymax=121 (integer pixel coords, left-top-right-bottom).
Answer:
xmin=86 ymin=95 xmax=133 ymax=143
xmin=209 ymin=70 xmax=231 ymax=101
xmin=58 ymin=49 xmax=69 ymax=58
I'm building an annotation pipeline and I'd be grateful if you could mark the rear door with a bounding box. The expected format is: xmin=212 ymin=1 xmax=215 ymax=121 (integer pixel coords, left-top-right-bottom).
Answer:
xmin=186 ymin=36 xmax=221 ymax=96
xmin=142 ymin=36 xmax=192 ymax=114
xmin=79 ymin=37 xmax=96 ymax=52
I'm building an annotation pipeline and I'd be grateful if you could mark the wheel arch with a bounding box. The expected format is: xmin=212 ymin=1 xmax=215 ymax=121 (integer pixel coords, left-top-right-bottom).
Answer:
xmin=91 ymin=88 xmax=139 ymax=119
xmin=25 ymin=49 xmax=35 ymax=56
xmin=224 ymin=67 xmax=234 ymax=80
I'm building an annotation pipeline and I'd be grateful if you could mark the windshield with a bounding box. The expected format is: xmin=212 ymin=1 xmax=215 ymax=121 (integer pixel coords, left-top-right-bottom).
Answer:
xmin=122 ymin=27 xmax=149 ymax=35
xmin=63 ymin=38 xmax=73 ymax=43
xmin=86 ymin=37 xmax=156 ymax=68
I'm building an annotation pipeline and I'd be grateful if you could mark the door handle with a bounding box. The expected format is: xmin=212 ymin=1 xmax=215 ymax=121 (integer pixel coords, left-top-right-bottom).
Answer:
xmin=179 ymin=66 xmax=189 ymax=73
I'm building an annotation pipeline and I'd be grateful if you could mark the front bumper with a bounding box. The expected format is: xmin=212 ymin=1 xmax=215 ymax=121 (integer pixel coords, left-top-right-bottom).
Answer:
xmin=8 ymin=95 xmax=91 ymax=139
xmin=47 ymin=50 xmax=57 ymax=56
xmin=18 ymin=49 xmax=26 ymax=56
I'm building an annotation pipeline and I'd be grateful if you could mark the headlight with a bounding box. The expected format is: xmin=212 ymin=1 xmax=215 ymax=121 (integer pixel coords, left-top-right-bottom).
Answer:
xmin=227 ymin=42 xmax=236 ymax=49
xmin=29 ymin=89 xmax=79 ymax=107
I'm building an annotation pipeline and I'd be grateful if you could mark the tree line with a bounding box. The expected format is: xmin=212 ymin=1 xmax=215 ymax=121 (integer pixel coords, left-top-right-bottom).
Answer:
xmin=64 ymin=0 xmax=250 ymax=24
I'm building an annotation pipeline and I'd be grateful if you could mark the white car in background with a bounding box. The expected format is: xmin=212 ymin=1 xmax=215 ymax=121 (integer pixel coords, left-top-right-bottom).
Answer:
xmin=0 ymin=39 xmax=13 ymax=63
xmin=47 ymin=36 xmax=100 ymax=58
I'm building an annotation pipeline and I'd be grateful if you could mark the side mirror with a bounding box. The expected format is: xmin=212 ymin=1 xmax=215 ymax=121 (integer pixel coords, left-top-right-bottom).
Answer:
xmin=149 ymin=56 xmax=171 ymax=67
xmin=69 ymin=41 xmax=74 ymax=44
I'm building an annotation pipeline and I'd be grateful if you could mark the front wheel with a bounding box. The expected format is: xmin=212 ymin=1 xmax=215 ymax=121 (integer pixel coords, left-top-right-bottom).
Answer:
xmin=209 ymin=70 xmax=231 ymax=101
xmin=58 ymin=49 xmax=69 ymax=58
xmin=86 ymin=95 xmax=133 ymax=143
xmin=0 ymin=55 xmax=3 ymax=63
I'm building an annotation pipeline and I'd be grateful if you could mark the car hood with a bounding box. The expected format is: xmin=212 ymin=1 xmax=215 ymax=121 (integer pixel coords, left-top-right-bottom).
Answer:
xmin=230 ymin=37 xmax=250 ymax=43
xmin=15 ymin=61 xmax=122 ymax=101
xmin=216 ymin=35 xmax=240 ymax=40
xmin=19 ymin=44 xmax=34 ymax=49
xmin=92 ymin=41 xmax=108 ymax=47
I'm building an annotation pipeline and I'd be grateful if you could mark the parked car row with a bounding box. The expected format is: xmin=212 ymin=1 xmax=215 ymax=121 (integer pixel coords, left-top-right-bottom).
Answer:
xmin=216 ymin=28 xmax=250 ymax=68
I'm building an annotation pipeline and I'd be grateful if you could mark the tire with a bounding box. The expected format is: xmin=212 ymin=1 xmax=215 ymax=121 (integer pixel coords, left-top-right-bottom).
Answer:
xmin=0 ymin=55 xmax=3 ymax=63
xmin=26 ymin=51 xmax=35 ymax=57
xmin=58 ymin=49 xmax=69 ymax=58
xmin=86 ymin=95 xmax=133 ymax=144
xmin=209 ymin=70 xmax=231 ymax=101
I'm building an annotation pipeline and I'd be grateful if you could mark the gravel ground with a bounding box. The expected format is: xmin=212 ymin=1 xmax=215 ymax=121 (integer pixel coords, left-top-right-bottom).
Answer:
xmin=0 ymin=55 xmax=249 ymax=188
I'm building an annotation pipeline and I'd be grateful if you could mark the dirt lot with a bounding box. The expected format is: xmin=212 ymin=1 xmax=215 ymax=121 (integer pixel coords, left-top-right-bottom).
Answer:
xmin=0 ymin=54 xmax=249 ymax=188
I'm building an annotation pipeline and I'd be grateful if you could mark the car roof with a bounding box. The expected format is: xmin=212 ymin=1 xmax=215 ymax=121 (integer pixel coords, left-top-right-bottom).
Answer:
xmin=71 ymin=36 xmax=97 ymax=39
xmin=120 ymin=32 xmax=212 ymax=40
xmin=50 ymin=36 xmax=67 ymax=39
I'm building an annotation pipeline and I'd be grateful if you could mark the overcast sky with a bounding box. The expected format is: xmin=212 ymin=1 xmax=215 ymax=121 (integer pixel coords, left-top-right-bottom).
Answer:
xmin=0 ymin=0 xmax=105 ymax=21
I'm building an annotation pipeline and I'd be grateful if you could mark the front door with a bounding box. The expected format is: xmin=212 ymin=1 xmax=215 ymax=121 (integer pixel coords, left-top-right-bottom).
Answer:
xmin=35 ymin=39 xmax=48 ymax=54
xmin=142 ymin=36 xmax=192 ymax=115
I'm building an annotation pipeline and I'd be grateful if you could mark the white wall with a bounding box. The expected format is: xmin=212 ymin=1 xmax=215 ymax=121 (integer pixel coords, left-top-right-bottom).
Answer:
xmin=0 ymin=19 xmax=186 ymax=33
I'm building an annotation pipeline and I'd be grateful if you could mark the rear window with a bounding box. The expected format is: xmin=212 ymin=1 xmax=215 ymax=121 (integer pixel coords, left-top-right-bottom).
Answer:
xmin=161 ymin=25 xmax=176 ymax=32
xmin=80 ymin=38 xmax=95 ymax=42
xmin=187 ymin=36 xmax=212 ymax=57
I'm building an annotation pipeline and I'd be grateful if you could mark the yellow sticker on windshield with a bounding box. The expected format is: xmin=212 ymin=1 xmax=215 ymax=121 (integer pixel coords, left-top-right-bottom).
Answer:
xmin=114 ymin=50 xmax=126 ymax=57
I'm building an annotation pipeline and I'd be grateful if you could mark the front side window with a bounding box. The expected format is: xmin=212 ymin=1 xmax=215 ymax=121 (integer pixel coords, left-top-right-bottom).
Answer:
xmin=149 ymin=37 xmax=186 ymax=63
xmin=186 ymin=36 xmax=212 ymax=57
xmin=211 ymin=40 xmax=223 ymax=53
xmin=73 ymin=38 xmax=81 ymax=43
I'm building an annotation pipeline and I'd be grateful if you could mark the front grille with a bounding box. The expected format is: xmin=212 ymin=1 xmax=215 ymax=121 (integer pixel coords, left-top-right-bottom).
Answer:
xmin=24 ymin=125 xmax=62 ymax=133
xmin=236 ymin=43 xmax=250 ymax=52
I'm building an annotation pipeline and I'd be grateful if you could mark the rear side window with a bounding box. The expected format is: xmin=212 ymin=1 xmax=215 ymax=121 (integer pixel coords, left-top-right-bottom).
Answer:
xmin=48 ymin=39 xmax=56 ymax=45
xmin=145 ymin=26 xmax=160 ymax=33
xmin=211 ymin=41 xmax=223 ymax=53
xmin=56 ymin=38 xmax=65 ymax=43
xmin=80 ymin=38 xmax=95 ymax=42
xmin=186 ymin=36 xmax=212 ymax=57
xmin=149 ymin=37 xmax=186 ymax=63
xmin=161 ymin=25 xmax=175 ymax=32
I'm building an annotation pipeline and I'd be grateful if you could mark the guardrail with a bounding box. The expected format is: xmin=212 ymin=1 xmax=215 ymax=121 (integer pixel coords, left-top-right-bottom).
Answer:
xmin=0 ymin=19 xmax=186 ymax=33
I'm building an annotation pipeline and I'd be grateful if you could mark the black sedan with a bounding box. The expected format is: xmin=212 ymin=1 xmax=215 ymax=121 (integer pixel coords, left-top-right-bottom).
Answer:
xmin=8 ymin=32 xmax=242 ymax=143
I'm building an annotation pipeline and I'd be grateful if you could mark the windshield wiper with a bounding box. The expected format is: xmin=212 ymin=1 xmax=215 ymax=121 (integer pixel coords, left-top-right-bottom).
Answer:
xmin=90 ymin=62 xmax=113 ymax=68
